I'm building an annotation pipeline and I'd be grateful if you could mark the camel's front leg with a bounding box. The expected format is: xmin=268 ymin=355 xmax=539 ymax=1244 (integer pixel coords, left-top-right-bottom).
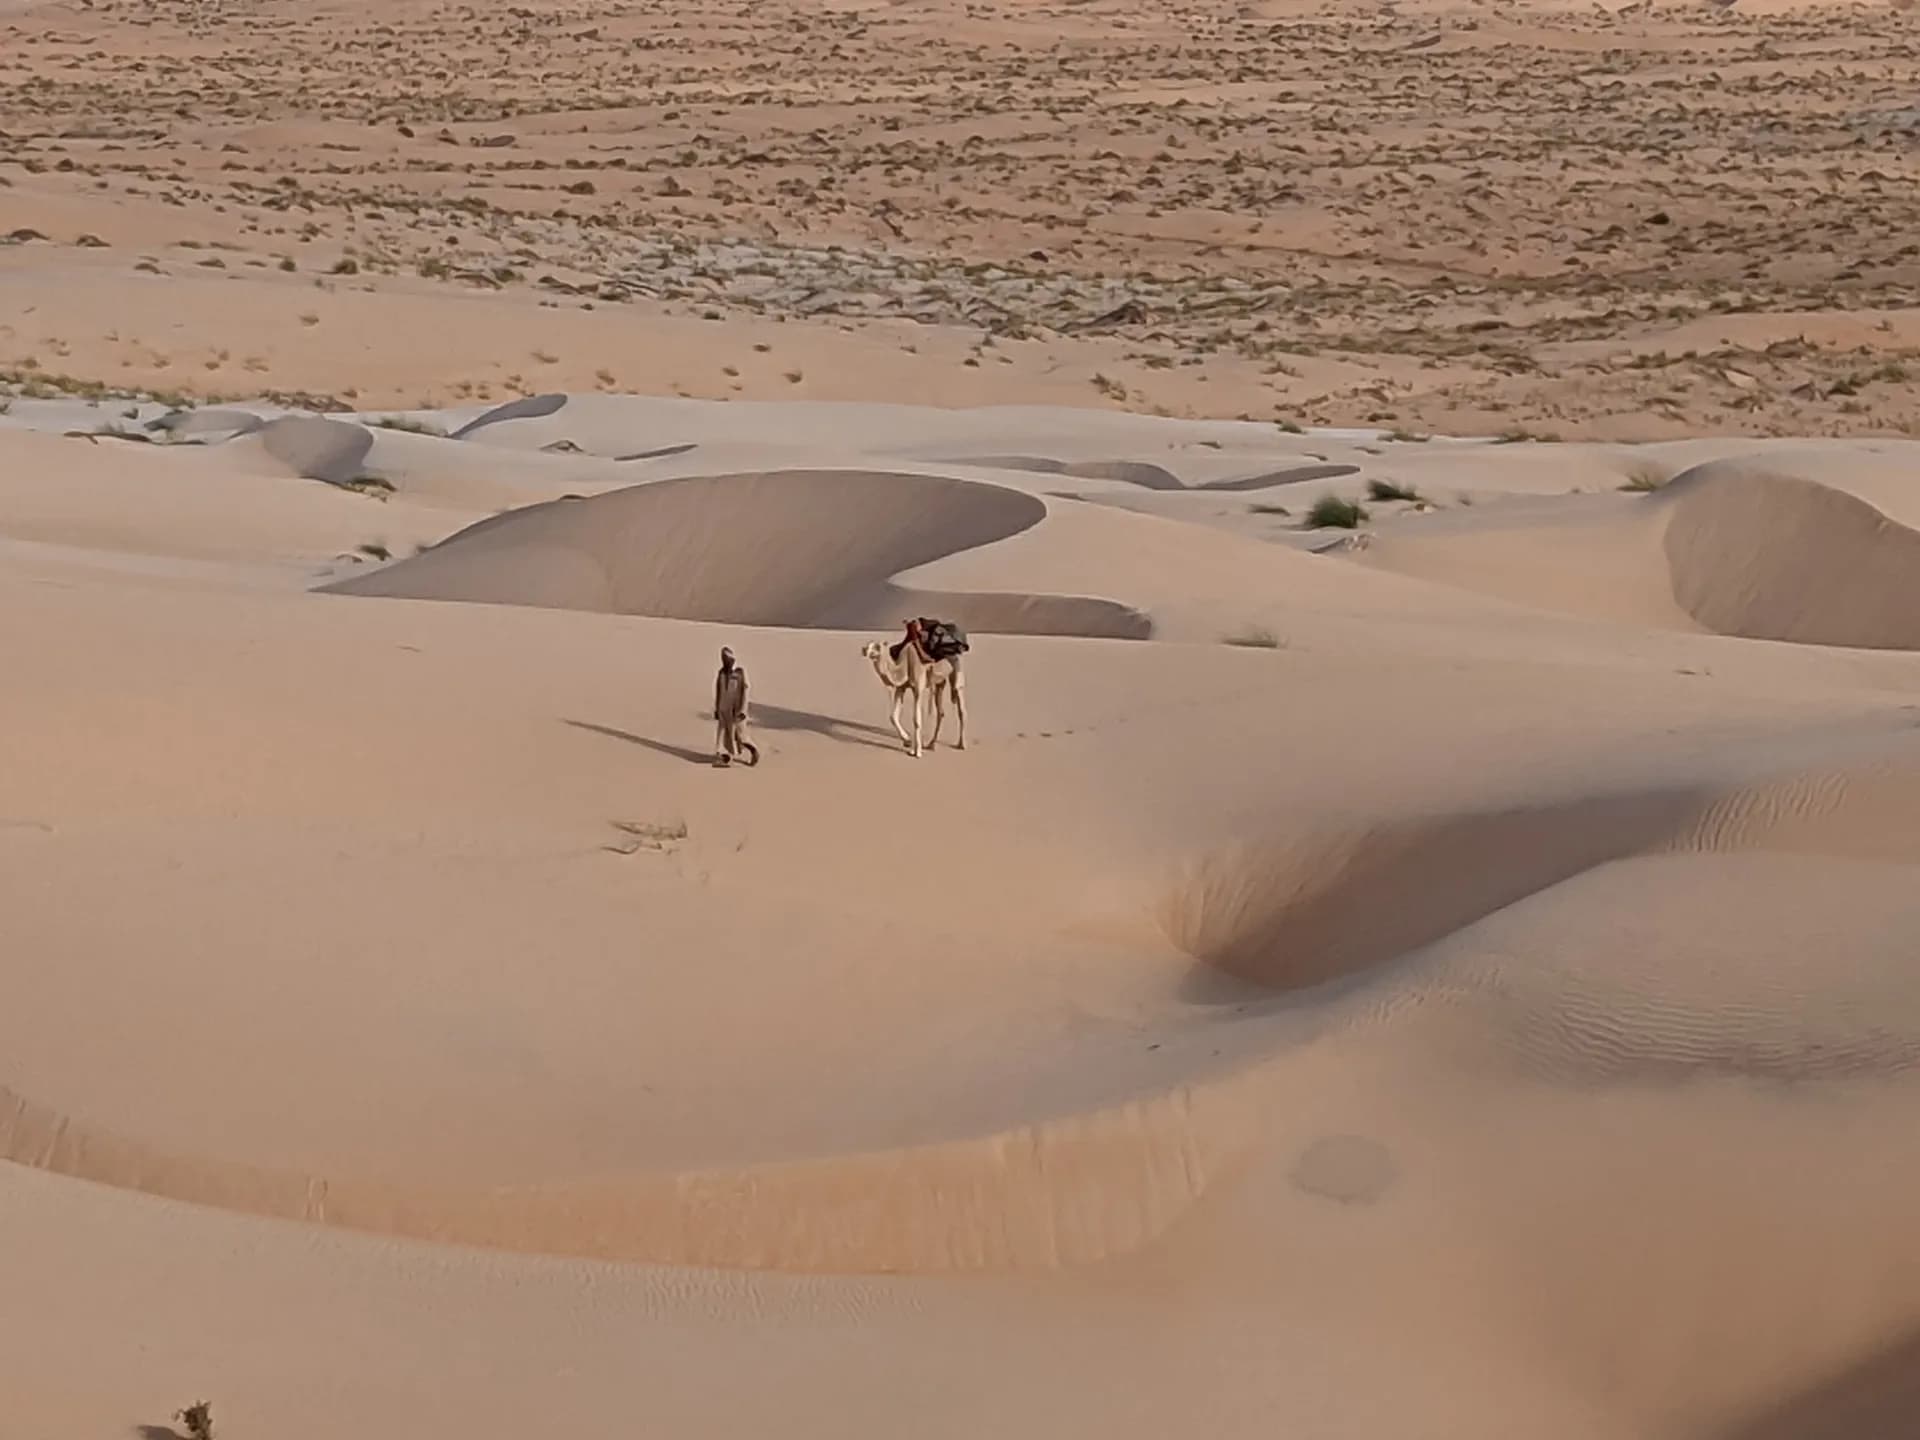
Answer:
xmin=886 ymin=687 xmax=913 ymax=750
xmin=951 ymin=679 xmax=967 ymax=750
xmin=908 ymin=681 xmax=925 ymax=758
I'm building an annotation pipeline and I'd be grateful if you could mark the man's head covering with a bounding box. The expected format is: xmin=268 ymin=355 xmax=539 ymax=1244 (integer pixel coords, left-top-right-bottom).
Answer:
xmin=720 ymin=646 xmax=736 ymax=667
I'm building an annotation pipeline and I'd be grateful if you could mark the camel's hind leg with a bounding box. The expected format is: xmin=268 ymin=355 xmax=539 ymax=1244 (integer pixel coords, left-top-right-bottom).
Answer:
xmin=927 ymin=679 xmax=948 ymax=749
xmin=907 ymin=680 xmax=925 ymax=758
xmin=950 ymin=672 xmax=967 ymax=750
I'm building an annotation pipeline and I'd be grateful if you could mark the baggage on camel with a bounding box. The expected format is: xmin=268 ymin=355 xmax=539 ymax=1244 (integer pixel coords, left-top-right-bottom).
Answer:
xmin=890 ymin=617 xmax=970 ymax=663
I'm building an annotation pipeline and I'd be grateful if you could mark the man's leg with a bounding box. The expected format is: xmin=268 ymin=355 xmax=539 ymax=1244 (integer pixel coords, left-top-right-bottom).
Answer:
xmin=715 ymin=715 xmax=732 ymax=764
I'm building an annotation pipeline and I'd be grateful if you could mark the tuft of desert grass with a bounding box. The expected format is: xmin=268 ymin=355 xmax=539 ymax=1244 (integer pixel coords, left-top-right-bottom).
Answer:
xmin=1306 ymin=494 xmax=1368 ymax=529
xmin=365 ymin=414 xmax=443 ymax=436
xmin=1618 ymin=460 xmax=1674 ymax=492
xmin=1365 ymin=478 xmax=1420 ymax=503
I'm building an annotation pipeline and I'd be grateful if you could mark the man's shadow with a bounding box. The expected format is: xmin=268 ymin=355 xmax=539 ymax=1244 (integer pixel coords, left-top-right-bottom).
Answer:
xmin=564 ymin=720 xmax=710 ymax=764
xmin=564 ymin=704 xmax=897 ymax=764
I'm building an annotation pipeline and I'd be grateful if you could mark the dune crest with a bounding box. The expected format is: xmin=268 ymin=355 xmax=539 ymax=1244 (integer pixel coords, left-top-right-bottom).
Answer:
xmin=0 ymin=1072 xmax=1260 ymax=1274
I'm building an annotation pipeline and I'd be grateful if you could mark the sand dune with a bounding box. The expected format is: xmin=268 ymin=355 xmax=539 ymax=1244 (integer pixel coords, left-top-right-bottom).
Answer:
xmin=249 ymin=415 xmax=372 ymax=484
xmin=0 ymin=1067 xmax=1257 ymax=1273
xmin=1660 ymin=460 xmax=1920 ymax=649
xmin=320 ymin=455 xmax=1616 ymax=648
xmin=323 ymin=466 xmax=1154 ymax=638
xmin=1173 ymin=732 xmax=1920 ymax=1075
xmin=1354 ymin=443 xmax=1920 ymax=651
xmin=0 ymin=425 xmax=450 ymax=571
xmin=7 ymin=388 xmax=1920 ymax=1436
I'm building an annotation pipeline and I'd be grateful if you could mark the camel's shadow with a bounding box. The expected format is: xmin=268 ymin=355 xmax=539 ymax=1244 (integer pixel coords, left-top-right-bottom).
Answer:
xmin=751 ymin=702 xmax=898 ymax=750
xmin=564 ymin=705 xmax=897 ymax=764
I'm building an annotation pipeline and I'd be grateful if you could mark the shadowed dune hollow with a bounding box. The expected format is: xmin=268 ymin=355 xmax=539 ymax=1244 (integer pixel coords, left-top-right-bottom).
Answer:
xmin=1166 ymin=788 xmax=1711 ymax=993
xmin=1164 ymin=747 xmax=1920 ymax=1082
xmin=322 ymin=467 xmax=1152 ymax=639
xmin=449 ymin=391 xmax=569 ymax=439
xmin=943 ymin=453 xmax=1361 ymax=491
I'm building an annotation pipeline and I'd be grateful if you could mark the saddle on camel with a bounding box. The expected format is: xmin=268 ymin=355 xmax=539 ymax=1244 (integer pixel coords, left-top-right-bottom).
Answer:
xmin=890 ymin=617 xmax=970 ymax=664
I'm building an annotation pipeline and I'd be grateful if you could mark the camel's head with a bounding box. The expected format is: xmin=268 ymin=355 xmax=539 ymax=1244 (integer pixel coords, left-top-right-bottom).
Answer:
xmin=860 ymin=641 xmax=885 ymax=662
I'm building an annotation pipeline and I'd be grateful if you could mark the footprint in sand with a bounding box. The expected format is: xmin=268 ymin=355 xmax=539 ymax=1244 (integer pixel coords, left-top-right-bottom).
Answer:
xmin=605 ymin=819 xmax=688 ymax=855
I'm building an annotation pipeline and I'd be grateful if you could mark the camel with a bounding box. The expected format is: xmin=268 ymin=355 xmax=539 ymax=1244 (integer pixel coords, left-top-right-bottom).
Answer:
xmin=861 ymin=638 xmax=966 ymax=756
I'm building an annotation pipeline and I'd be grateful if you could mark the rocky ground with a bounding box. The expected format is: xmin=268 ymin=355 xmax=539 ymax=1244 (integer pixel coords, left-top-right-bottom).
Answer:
xmin=2 ymin=0 xmax=1918 ymax=436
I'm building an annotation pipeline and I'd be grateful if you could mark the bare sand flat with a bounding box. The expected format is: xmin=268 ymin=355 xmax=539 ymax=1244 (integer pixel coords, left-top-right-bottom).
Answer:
xmin=7 ymin=0 xmax=1920 ymax=1434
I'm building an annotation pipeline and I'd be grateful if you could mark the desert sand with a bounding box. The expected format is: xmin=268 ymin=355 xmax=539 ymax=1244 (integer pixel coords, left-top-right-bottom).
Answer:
xmin=6 ymin=0 xmax=1920 ymax=1436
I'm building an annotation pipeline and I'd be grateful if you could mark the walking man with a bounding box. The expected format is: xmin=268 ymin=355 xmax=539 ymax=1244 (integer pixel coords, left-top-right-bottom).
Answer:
xmin=713 ymin=645 xmax=759 ymax=767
